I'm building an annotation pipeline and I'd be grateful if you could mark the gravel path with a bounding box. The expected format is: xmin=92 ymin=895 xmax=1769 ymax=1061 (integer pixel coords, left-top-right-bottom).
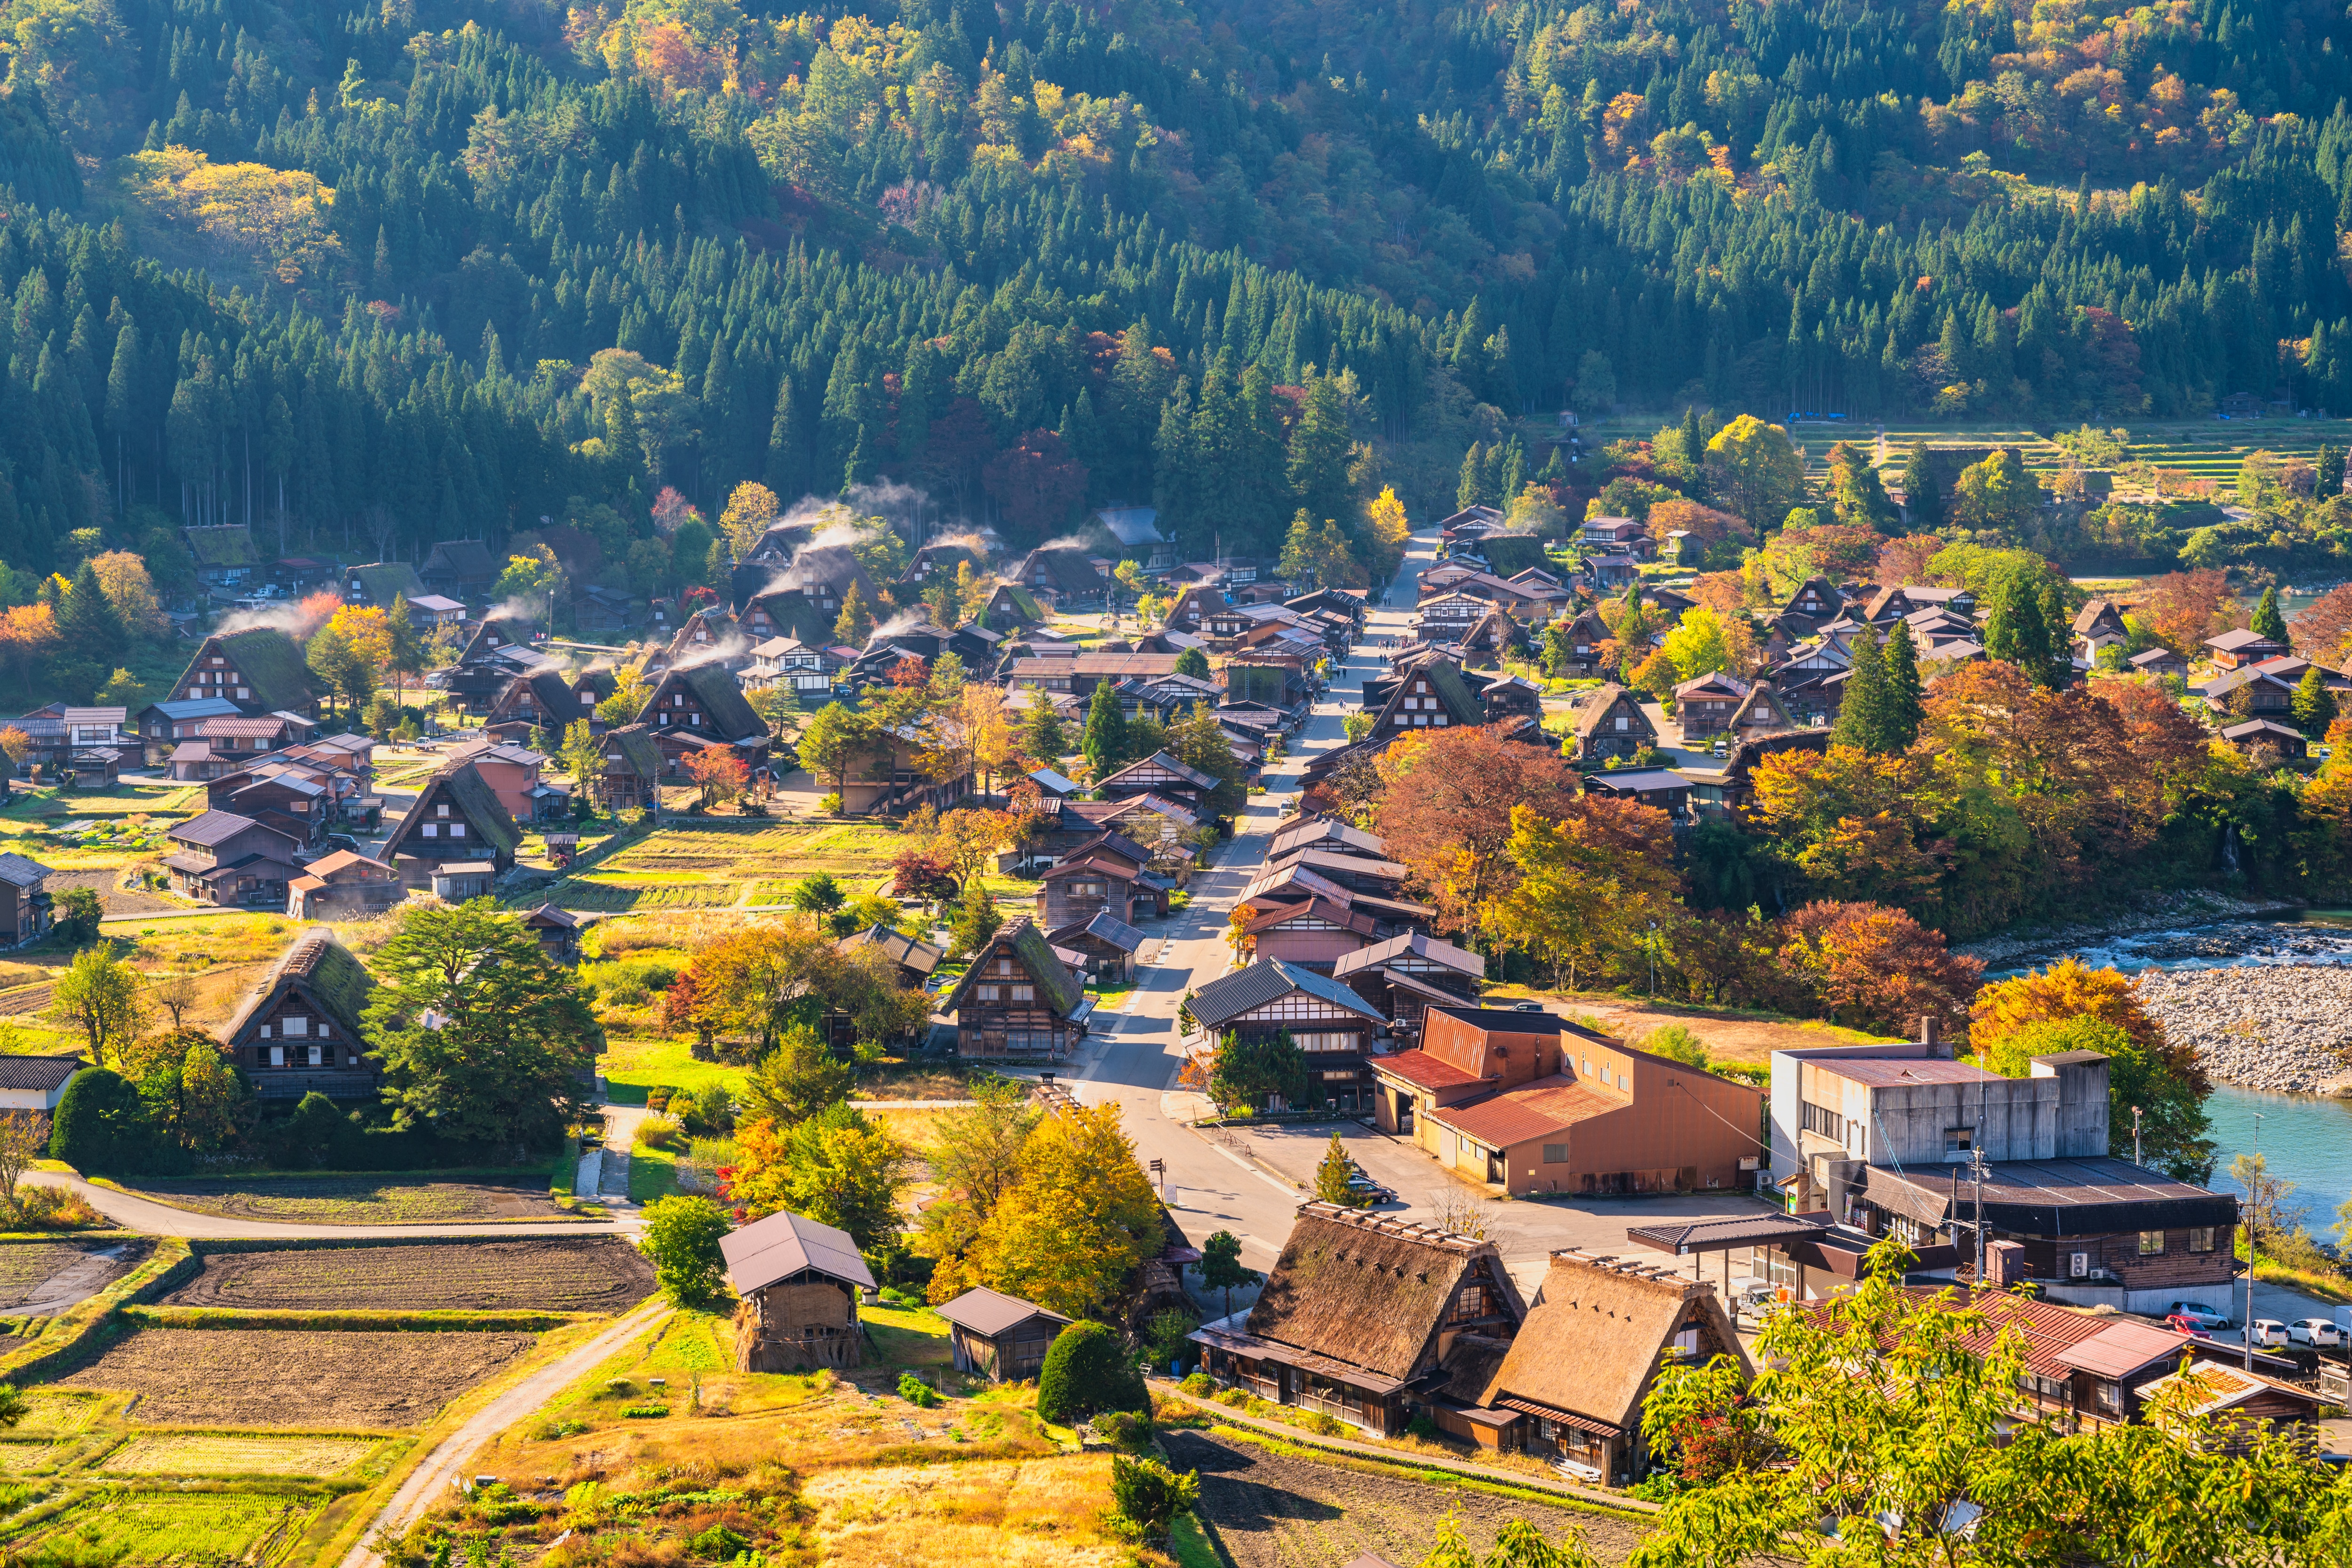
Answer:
xmin=2135 ymin=965 xmax=2352 ymax=1093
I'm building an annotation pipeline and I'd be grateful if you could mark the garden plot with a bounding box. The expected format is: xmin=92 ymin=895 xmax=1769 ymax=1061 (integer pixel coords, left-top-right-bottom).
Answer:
xmin=0 ymin=1489 xmax=325 ymax=1562
xmin=1163 ymin=1429 xmax=1647 ymax=1568
xmin=56 ymin=1328 xmax=536 ymax=1428
xmin=0 ymin=1244 xmax=133 ymax=1311
xmin=101 ymin=1432 xmax=383 ymax=1478
xmin=164 ymin=1238 xmax=655 ymax=1312
xmin=125 ymin=1175 xmax=569 ymax=1225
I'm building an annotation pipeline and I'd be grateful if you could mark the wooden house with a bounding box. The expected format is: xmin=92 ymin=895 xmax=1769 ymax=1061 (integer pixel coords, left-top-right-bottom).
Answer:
xmin=1238 ymin=898 xmax=1379 ymax=972
xmin=2072 ymin=598 xmax=2130 ymax=653
xmin=215 ymin=929 xmax=380 ymax=1099
xmin=286 ymin=850 xmax=404 ymax=921
xmin=1037 ymin=853 xmax=1144 ymax=930
xmin=1185 ymin=959 xmax=1386 ymax=1114
xmin=1046 ymin=910 xmax=1146 ymax=981
xmin=2130 ymin=647 xmax=2190 ymax=680
xmin=933 ymin=1287 xmax=1073 ymax=1381
xmin=2205 ymin=629 xmax=2288 ymax=669
xmin=1466 ymin=1250 xmax=1749 ymax=1482
xmin=1331 ymin=931 xmax=1484 ymax=1043
xmin=1188 ymin=1203 xmax=1528 ymax=1437
xmin=1672 ymin=672 xmax=1748 ymax=739
xmin=0 ymin=853 xmax=53 ymax=946
xmin=981 ymin=582 xmax=1046 ymax=632
xmin=941 ymin=917 xmax=1093 ymax=1061
xmin=134 ymin=696 xmax=243 ymax=763
xmin=1014 ymin=546 xmax=1108 ymax=609
xmin=163 ymin=811 xmax=300 ymax=907
xmin=2221 ymin=717 xmax=2306 ymax=759
xmin=524 ymin=902 xmax=584 ymax=964
xmin=447 ymin=739 xmax=567 ymax=823
xmin=485 ymin=670 xmax=601 ymax=741
xmin=722 ymin=1209 xmax=876 ymax=1371
xmin=421 ymin=540 xmax=499 ymax=605
xmin=1583 ymin=766 xmax=1693 ymax=821
xmin=836 ymin=925 xmax=943 ymax=988
xmin=594 ymin=724 xmax=664 ymax=817
xmin=164 ymin=628 xmax=319 ymax=719
xmin=1097 ymin=749 xmax=1221 ymax=816
xmin=184 ymin=524 xmax=262 ymax=592
xmin=209 ymin=766 xmax=332 ymax=851
xmin=638 ymin=664 xmax=773 ymax=777
xmin=344 ymin=561 xmax=427 ymax=609
xmin=377 ymin=762 xmax=522 ymax=887
xmin=1724 ymin=681 xmax=1794 ymax=743
xmin=1573 ymin=685 xmax=1656 ymax=763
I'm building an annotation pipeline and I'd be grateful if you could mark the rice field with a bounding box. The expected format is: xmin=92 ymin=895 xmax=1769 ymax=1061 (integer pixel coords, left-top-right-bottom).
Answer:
xmin=535 ymin=820 xmax=905 ymax=912
xmin=0 ymin=1489 xmax=326 ymax=1562
xmin=99 ymin=1432 xmax=383 ymax=1478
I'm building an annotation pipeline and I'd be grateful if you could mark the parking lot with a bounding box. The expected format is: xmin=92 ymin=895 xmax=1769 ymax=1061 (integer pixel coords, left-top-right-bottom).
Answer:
xmin=1202 ymin=1118 xmax=1779 ymax=1301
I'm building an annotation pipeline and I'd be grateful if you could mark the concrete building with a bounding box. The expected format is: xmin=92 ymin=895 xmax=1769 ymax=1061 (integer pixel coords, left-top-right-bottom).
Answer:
xmin=1767 ymin=1026 xmax=2239 ymax=1313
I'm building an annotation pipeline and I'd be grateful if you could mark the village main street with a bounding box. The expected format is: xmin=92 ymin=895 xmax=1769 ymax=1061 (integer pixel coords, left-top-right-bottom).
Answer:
xmin=1066 ymin=529 xmax=1780 ymax=1304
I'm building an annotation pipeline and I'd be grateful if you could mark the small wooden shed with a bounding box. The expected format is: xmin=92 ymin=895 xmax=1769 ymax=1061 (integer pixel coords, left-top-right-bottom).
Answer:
xmin=932 ymin=1287 xmax=1072 ymax=1382
xmin=429 ymin=860 xmax=497 ymax=901
xmin=722 ymin=1209 xmax=877 ymax=1371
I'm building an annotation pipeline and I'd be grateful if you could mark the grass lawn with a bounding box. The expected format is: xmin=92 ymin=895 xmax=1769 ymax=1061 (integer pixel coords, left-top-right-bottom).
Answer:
xmin=627 ymin=1141 xmax=680 ymax=1203
xmin=600 ymin=1036 xmax=752 ymax=1106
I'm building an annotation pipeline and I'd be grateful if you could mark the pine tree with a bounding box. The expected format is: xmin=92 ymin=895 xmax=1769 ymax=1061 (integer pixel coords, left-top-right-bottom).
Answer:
xmin=1081 ymin=679 xmax=1127 ymax=781
xmin=834 ymin=581 xmax=873 ymax=644
xmin=2318 ymin=444 xmax=2346 ymax=499
xmin=55 ymin=560 xmax=124 ymax=667
xmin=1023 ymin=686 xmax=1067 ymax=765
xmin=1901 ymin=440 xmax=1945 ymax=529
xmin=1679 ymin=404 xmax=1703 ymax=483
xmin=1456 ymin=442 xmax=1485 ymax=511
xmin=1831 ymin=625 xmax=1895 ymax=752
xmin=2251 ymin=585 xmax=2288 ymax=645
xmin=1314 ymin=1131 xmax=1360 ymax=1205
xmin=1883 ymin=621 xmax=1924 ymax=748
xmin=2292 ymin=665 xmax=2337 ymax=739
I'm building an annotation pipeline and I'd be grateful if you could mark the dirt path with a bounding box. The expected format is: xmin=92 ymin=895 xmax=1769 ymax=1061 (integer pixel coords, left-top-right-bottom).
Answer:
xmin=339 ymin=1297 xmax=671 ymax=1568
xmin=1163 ymin=1429 xmax=1649 ymax=1568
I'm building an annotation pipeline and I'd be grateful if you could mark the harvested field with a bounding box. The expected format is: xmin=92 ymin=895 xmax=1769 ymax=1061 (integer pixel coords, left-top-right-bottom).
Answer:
xmin=1163 ymin=1430 xmax=1647 ymax=1568
xmin=102 ymin=1432 xmax=382 ymax=1477
xmin=0 ymin=1489 xmax=324 ymax=1560
xmin=123 ymin=1176 xmax=569 ymax=1225
xmin=0 ymin=1442 xmax=55 ymax=1472
xmin=56 ymin=1328 xmax=536 ymax=1428
xmin=802 ymin=1456 xmax=1130 ymax=1568
xmin=0 ymin=1243 xmax=119 ymax=1310
xmin=164 ymin=1237 xmax=655 ymax=1312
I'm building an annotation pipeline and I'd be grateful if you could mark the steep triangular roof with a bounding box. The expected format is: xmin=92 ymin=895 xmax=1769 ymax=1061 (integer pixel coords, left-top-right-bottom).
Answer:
xmin=666 ymin=663 xmax=767 ymax=742
xmin=601 ymin=723 xmax=664 ymax=779
xmin=381 ymin=761 xmax=522 ymax=862
xmin=1248 ymin=1203 xmax=1520 ymax=1380
xmin=348 ymin=562 xmax=426 ymax=605
xmin=940 ymin=915 xmax=1085 ymax=1018
xmin=215 ymin=628 xmax=318 ymax=713
xmin=1478 ymin=1252 xmax=1748 ymax=1432
xmin=216 ymin=928 xmax=375 ymax=1046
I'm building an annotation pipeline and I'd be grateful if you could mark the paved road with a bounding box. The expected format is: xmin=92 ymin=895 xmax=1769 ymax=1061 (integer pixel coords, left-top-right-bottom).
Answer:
xmin=1067 ymin=529 xmax=1775 ymax=1297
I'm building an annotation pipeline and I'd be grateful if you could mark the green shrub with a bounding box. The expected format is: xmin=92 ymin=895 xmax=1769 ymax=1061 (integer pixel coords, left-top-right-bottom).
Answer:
xmin=1035 ymin=1321 xmax=1147 ymax=1425
xmin=48 ymin=1068 xmax=144 ymax=1173
xmin=897 ymin=1371 xmax=939 ymax=1408
xmin=1109 ymin=1453 xmax=1200 ymax=1542
xmin=636 ymin=1194 xmax=732 ymax=1307
xmin=687 ymin=1525 xmax=748 ymax=1560
xmin=1091 ymin=1410 xmax=1152 ymax=1450
xmin=621 ymin=1404 xmax=669 ymax=1418
xmin=1179 ymin=1372 xmax=1216 ymax=1397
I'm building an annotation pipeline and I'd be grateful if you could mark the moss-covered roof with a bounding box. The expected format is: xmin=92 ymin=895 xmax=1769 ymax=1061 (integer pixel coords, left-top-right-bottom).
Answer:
xmin=216 ymin=928 xmax=376 ymax=1047
xmin=216 ymin=628 xmax=318 ymax=713
xmin=185 ymin=525 xmax=261 ymax=568
xmin=601 ymin=723 xmax=663 ymax=778
xmin=941 ymin=916 xmax=1085 ymax=1018
xmin=348 ymin=562 xmax=427 ymax=605
xmin=383 ymin=760 xmax=523 ymax=861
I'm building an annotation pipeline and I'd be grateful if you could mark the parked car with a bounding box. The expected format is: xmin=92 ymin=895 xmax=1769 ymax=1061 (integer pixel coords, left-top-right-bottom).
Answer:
xmin=2162 ymin=1313 xmax=2216 ymax=1339
xmin=1343 ymin=1162 xmax=1395 ymax=1205
xmin=323 ymin=833 xmax=359 ymax=854
xmin=2288 ymin=1317 xmax=2344 ymax=1347
xmin=2168 ymin=1301 xmax=2233 ymax=1331
xmin=2248 ymin=1319 xmax=2292 ymax=1348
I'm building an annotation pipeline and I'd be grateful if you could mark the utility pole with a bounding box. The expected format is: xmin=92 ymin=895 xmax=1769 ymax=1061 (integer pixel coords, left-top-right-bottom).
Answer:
xmin=2132 ymin=1105 xmax=2143 ymax=1168
xmin=2245 ymin=1111 xmax=2262 ymax=1372
xmin=1647 ymin=921 xmax=1658 ymax=999
xmin=1972 ymin=1141 xmax=1987 ymax=1286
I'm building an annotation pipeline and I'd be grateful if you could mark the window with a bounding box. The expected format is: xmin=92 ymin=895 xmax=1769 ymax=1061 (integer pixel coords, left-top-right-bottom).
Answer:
xmin=436 ymin=803 xmax=450 ymax=817
xmin=282 ymin=1016 xmax=309 ymax=1037
xmin=2188 ymin=1226 xmax=2216 ymax=1253
xmin=1614 ymin=716 xmax=1629 ymax=731
xmin=422 ymin=823 xmax=437 ymax=837
xmin=2138 ymin=1230 xmax=2165 ymax=1256
xmin=1801 ymin=1101 xmax=1845 ymax=1142
xmin=318 ymin=1022 xmax=332 ymax=1038
xmin=268 ymin=1045 xmax=285 ymax=1067
xmin=1319 ymin=1069 xmax=1357 ymax=1081
xmin=1944 ymin=1127 xmax=1974 ymax=1155
xmin=1541 ymin=1143 xmax=1569 ymax=1163
xmin=976 ymin=985 xmax=1000 ymax=1002
xmin=1010 ymin=985 xmax=1034 ymax=1002
xmin=2093 ymin=1381 xmax=2121 ymax=1414
xmin=307 ymin=1045 xmax=324 ymax=1067
xmin=449 ymin=824 xmax=466 ymax=837
xmin=1292 ymin=1033 xmax=1356 ymax=1053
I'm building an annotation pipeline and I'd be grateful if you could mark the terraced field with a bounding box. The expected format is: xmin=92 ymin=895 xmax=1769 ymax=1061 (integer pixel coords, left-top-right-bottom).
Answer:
xmin=100 ymin=1432 xmax=383 ymax=1478
xmin=56 ymin=1327 xmax=536 ymax=1426
xmin=0 ymin=1490 xmax=327 ymax=1561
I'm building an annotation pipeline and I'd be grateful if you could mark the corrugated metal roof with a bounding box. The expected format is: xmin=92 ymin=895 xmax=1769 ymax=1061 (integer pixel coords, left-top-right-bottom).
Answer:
xmin=721 ymin=1208 xmax=875 ymax=1295
xmin=0 ymin=1055 xmax=79 ymax=1090
xmin=2055 ymin=1320 xmax=2198 ymax=1378
xmin=932 ymin=1285 xmax=1071 ymax=1337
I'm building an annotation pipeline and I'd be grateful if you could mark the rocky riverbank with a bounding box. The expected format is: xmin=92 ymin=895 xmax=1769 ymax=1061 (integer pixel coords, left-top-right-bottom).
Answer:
xmin=1956 ymin=891 xmax=2300 ymax=971
xmin=2134 ymin=965 xmax=2352 ymax=1095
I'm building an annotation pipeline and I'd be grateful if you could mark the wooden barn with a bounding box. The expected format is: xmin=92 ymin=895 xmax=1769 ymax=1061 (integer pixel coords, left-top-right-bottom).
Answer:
xmin=932 ymin=1287 xmax=1073 ymax=1382
xmin=723 ymin=1209 xmax=876 ymax=1371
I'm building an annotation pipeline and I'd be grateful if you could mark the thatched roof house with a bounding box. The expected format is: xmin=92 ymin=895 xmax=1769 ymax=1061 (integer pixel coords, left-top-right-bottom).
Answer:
xmin=216 ymin=929 xmax=380 ymax=1101
xmin=1470 ymin=1249 xmax=1750 ymax=1483
xmin=1188 ymin=1202 xmax=1526 ymax=1436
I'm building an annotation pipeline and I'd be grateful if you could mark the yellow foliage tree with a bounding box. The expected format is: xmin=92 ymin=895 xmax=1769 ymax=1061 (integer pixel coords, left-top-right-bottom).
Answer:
xmin=1968 ymin=957 xmax=2172 ymax=1070
xmin=718 ymin=481 xmax=781 ymax=556
xmin=89 ymin=553 xmax=166 ymax=637
xmin=126 ymin=146 xmax=343 ymax=284
xmin=939 ymin=1102 xmax=1162 ymax=1318
xmin=1362 ymin=485 xmax=1411 ymax=581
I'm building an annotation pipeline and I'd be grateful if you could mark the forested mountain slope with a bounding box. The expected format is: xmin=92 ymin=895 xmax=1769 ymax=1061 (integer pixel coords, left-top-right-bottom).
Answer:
xmin=0 ymin=0 xmax=2346 ymax=576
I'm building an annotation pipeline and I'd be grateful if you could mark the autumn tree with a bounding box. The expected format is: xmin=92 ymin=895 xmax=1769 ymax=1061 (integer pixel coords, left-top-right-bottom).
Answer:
xmin=1968 ymin=958 xmax=2214 ymax=1180
xmin=1487 ymin=798 xmax=1681 ymax=991
xmin=795 ymin=701 xmax=873 ymax=801
xmin=2139 ymin=569 xmax=2239 ymax=654
xmin=669 ymin=916 xmax=930 ymax=1057
xmin=53 ymin=947 xmax=144 ymax=1067
xmin=718 ymin=480 xmax=781 ymax=556
xmin=1372 ymin=725 xmax=1581 ymax=942
xmin=915 ymin=1076 xmax=1041 ymax=1296
xmin=726 ymin=1101 xmax=911 ymax=1251
xmin=683 ymin=748 xmax=750 ymax=809
xmin=938 ymin=1101 xmax=1163 ymax=1318
xmin=1775 ymin=901 xmax=1983 ymax=1036
xmin=1702 ymin=415 xmax=1804 ymax=531
xmin=1362 ymin=484 xmax=1412 ymax=580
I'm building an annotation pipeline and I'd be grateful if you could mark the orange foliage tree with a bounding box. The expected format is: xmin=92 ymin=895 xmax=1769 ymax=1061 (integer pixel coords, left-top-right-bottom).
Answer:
xmin=1370 ymin=724 xmax=1581 ymax=942
xmin=1775 ymin=901 xmax=1983 ymax=1037
xmin=2135 ymin=569 xmax=2240 ymax=654
xmin=683 ymin=748 xmax=751 ymax=809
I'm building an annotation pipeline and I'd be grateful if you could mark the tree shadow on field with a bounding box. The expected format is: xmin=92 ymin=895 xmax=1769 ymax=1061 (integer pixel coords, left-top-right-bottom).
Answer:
xmin=1160 ymin=1430 xmax=1346 ymax=1533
